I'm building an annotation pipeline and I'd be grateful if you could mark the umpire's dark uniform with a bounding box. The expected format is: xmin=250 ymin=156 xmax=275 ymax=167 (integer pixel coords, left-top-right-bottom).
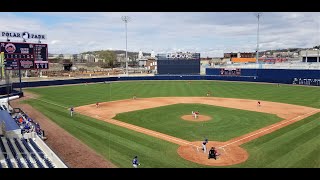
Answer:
xmin=208 ymin=147 xmax=217 ymax=160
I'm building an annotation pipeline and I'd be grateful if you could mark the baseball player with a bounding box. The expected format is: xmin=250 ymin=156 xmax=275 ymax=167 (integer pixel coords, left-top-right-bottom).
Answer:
xmin=257 ymin=101 xmax=261 ymax=107
xmin=132 ymin=156 xmax=140 ymax=168
xmin=133 ymin=94 xmax=137 ymax=100
xmin=195 ymin=111 xmax=199 ymax=119
xmin=208 ymin=147 xmax=220 ymax=160
xmin=202 ymin=138 xmax=208 ymax=153
xmin=96 ymin=102 xmax=99 ymax=108
xmin=208 ymin=147 xmax=217 ymax=160
xmin=70 ymin=106 xmax=74 ymax=117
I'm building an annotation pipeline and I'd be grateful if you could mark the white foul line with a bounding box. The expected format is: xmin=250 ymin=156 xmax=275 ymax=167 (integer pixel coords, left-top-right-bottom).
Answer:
xmin=218 ymin=109 xmax=320 ymax=149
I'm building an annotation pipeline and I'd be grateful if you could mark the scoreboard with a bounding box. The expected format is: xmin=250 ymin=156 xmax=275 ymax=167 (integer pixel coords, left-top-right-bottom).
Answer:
xmin=0 ymin=42 xmax=48 ymax=70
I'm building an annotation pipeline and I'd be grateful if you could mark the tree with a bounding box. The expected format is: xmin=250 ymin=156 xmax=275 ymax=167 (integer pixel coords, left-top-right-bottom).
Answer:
xmin=96 ymin=50 xmax=116 ymax=68
xmin=313 ymin=45 xmax=320 ymax=49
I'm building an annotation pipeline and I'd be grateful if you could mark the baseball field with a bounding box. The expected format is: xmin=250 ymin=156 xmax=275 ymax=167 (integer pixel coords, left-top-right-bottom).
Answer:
xmin=20 ymin=80 xmax=320 ymax=167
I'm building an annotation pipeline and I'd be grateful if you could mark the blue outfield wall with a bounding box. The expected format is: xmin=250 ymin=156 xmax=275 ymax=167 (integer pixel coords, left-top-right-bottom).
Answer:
xmin=4 ymin=68 xmax=319 ymax=91
xmin=11 ymin=75 xmax=258 ymax=89
xmin=206 ymin=68 xmax=320 ymax=84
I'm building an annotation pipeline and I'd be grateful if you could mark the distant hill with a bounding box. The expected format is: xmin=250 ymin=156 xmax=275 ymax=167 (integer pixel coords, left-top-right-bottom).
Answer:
xmin=81 ymin=50 xmax=151 ymax=58
xmin=262 ymin=48 xmax=302 ymax=53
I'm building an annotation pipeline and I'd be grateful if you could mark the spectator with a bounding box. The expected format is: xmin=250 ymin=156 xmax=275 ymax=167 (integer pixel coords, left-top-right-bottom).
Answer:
xmin=19 ymin=117 xmax=24 ymax=124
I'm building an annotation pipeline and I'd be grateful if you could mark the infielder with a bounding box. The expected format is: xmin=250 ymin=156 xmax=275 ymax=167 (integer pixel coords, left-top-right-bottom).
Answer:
xmin=70 ymin=106 xmax=74 ymax=117
xmin=257 ymin=101 xmax=261 ymax=107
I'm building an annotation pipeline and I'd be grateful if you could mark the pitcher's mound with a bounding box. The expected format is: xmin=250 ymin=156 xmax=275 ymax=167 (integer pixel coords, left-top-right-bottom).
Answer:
xmin=181 ymin=115 xmax=211 ymax=122
xmin=177 ymin=141 xmax=248 ymax=166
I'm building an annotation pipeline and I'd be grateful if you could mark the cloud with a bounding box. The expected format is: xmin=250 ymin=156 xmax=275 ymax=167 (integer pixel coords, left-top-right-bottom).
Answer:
xmin=50 ymin=40 xmax=60 ymax=44
xmin=1 ymin=12 xmax=320 ymax=56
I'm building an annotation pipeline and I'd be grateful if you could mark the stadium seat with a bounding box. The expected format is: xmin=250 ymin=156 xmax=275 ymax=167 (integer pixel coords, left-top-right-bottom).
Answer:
xmin=44 ymin=158 xmax=54 ymax=168
xmin=0 ymin=162 xmax=2 ymax=168
xmin=2 ymin=105 xmax=8 ymax=111
xmin=29 ymin=139 xmax=45 ymax=159
xmin=15 ymin=158 xmax=24 ymax=168
xmin=6 ymin=138 xmax=17 ymax=158
xmin=5 ymin=158 xmax=13 ymax=168
xmin=14 ymin=138 xmax=25 ymax=156
xmin=31 ymin=154 xmax=44 ymax=168
xmin=25 ymin=157 xmax=34 ymax=168
xmin=0 ymin=106 xmax=3 ymax=111
xmin=21 ymin=139 xmax=33 ymax=153
xmin=0 ymin=138 xmax=7 ymax=158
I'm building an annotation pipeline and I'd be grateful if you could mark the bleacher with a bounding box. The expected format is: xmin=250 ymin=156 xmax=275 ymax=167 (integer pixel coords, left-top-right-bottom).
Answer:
xmin=0 ymin=98 xmax=67 ymax=168
xmin=0 ymin=136 xmax=54 ymax=168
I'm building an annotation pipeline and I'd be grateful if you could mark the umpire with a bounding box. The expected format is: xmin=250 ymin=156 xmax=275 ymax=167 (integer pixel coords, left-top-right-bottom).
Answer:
xmin=208 ymin=147 xmax=217 ymax=160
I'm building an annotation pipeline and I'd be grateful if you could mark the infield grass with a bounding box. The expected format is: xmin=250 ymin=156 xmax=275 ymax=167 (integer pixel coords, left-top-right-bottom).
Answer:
xmin=114 ymin=104 xmax=282 ymax=141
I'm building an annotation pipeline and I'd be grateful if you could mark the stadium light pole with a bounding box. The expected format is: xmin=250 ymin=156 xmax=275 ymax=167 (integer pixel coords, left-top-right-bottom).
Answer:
xmin=122 ymin=16 xmax=130 ymax=76
xmin=255 ymin=12 xmax=262 ymax=63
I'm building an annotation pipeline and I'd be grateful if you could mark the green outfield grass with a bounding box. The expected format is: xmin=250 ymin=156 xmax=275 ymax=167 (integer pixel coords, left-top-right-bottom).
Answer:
xmin=26 ymin=80 xmax=320 ymax=108
xmin=234 ymin=112 xmax=320 ymax=168
xmin=114 ymin=104 xmax=282 ymax=141
xmin=23 ymin=80 xmax=320 ymax=167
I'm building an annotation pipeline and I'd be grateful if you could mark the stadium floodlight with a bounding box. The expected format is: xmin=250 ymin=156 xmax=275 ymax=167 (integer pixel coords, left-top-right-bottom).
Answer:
xmin=255 ymin=12 xmax=262 ymax=63
xmin=122 ymin=16 xmax=131 ymax=76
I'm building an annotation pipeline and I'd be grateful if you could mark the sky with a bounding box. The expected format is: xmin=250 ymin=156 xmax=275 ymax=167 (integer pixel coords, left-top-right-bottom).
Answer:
xmin=0 ymin=12 xmax=320 ymax=57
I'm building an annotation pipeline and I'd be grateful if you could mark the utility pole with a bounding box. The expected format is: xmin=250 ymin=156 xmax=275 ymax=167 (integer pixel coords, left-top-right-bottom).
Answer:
xmin=122 ymin=16 xmax=130 ymax=76
xmin=255 ymin=13 xmax=262 ymax=63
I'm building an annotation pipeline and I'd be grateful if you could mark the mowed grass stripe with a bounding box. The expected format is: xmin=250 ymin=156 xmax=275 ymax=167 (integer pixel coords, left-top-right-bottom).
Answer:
xmin=291 ymin=146 xmax=320 ymax=168
xmin=243 ymin=113 xmax=320 ymax=147
xmin=26 ymin=81 xmax=320 ymax=108
xmin=26 ymin=99 xmax=205 ymax=168
xmin=261 ymin=124 xmax=320 ymax=166
xmin=266 ymin=133 xmax=320 ymax=168
xmin=235 ymin=113 xmax=320 ymax=168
